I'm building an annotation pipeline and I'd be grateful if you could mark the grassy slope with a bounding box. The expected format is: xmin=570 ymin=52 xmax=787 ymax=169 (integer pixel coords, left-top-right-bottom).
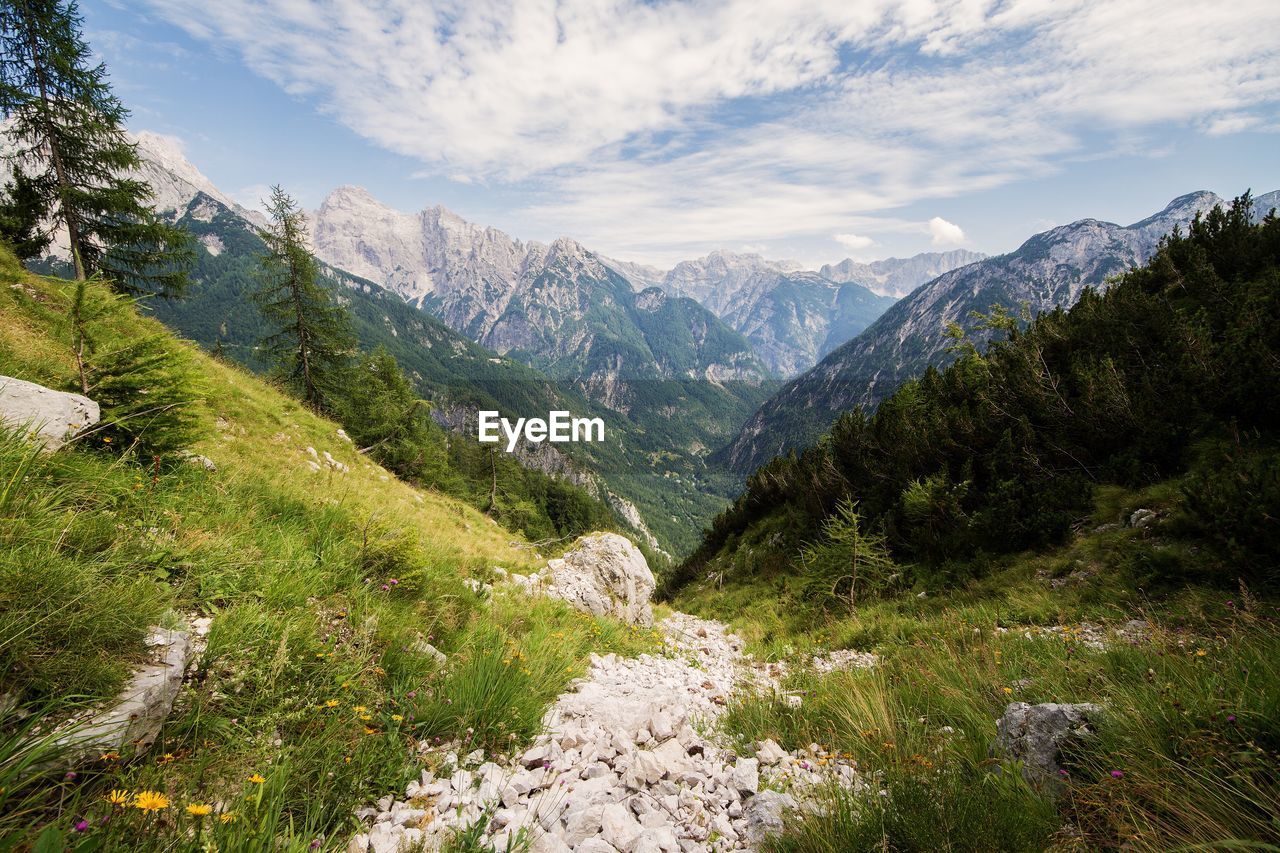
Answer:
xmin=0 ymin=249 xmax=659 ymax=850
xmin=673 ymin=478 xmax=1280 ymax=851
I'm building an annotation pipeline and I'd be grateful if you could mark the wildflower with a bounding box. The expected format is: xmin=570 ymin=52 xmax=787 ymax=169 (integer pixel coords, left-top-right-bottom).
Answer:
xmin=325 ymin=699 xmax=340 ymax=708
xmin=133 ymin=791 xmax=170 ymax=812
xmin=100 ymin=751 xmax=120 ymax=761
xmin=107 ymin=789 xmax=130 ymax=806
xmin=1227 ymin=714 xmax=1237 ymax=723
xmin=364 ymin=727 xmax=379 ymax=735
xmin=186 ymin=803 xmax=213 ymax=817
xmin=219 ymin=813 xmax=237 ymax=824
xmin=1002 ymin=687 xmax=1013 ymax=695
xmin=64 ymin=771 xmax=77 ymax=781
xmin=354 ymin=705 xmax=368 ymax=714
xmin=1196 ymin=649 xmax=1207 ymax=657
xmin=381 ymin=584 xmax=390 ymax=591
xmin=157 ymin=752 xmax=176 ymax=764
xmin=389 ymin=579 xmax=399 ymax=585
xmin=391 ymin=714 xmax=403 ymax=722
xmin=73 ymin=820 xmax=89 ymax=833
xmin=1110 ymin=770 xmax=1125 ymax=779
xmin=248 ymin=773 xmax=266 ymax=784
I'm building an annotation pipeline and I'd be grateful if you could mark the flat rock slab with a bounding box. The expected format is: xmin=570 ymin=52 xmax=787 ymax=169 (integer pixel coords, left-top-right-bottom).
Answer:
xmin=56 ymin=626 xmax=191 ymax=762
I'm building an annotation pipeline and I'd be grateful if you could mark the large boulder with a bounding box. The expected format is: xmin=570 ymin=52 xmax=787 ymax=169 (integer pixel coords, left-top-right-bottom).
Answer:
xmin=544 ymin=533 xmax=656 ymax=626
xmin=0 ymin=375 xmax=99 ymax=451
xmin=994 ymin=701 xmax=1102 ymax=788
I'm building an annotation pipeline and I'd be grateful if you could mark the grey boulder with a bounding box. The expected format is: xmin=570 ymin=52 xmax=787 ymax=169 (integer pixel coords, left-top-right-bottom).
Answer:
xmin=994 ymin=701 xmax=1102 ymax=787
xmin=0 ymin=375 xmax=99 ymax=451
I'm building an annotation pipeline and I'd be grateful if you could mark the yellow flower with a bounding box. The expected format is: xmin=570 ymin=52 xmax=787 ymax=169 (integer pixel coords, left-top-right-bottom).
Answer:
xmin=106 ymin=789 xmax=131 ymax=806
xmin=354 ymin=705 xmax=368 ymax=714
xmin=1196 ymin=649 xmax=1207 ymax=657
xmin=157 ymin=752 xmax=176 ymax=764
xmin=248 ymin=773 xmax=266 ymax=784
xmin=133 ymin=791 xmax=170 ymax=812
xmin=186 ymin=803 xmax=213 ymax=816
xmin=1003 ymin=687 xmax=1013 ymax=695
xmin=364 ymin=726 xmax=379 ymax=735
xmin=325 ymin=699 xmax=340 ymax=708
xmin=219 ymin=813 xmax=238 ymax=824
xmin=391 ymin=714 xmax=403 ymax=722
xmin=100 ymin=751 xmax=121 ymax=762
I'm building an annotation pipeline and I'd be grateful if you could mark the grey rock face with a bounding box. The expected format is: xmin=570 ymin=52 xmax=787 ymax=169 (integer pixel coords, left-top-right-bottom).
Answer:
xmin=0 ymin=376 xmax=99 ymax=451
xmin=544 ymin=533 xmax=656 ymax=626
xmin=994 ymin=701 xmax=1103 ymax=787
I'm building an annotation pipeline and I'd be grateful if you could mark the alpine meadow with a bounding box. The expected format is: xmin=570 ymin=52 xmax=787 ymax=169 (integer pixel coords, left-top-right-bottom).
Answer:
xmin=1 ymin=2 xmax=1278 ymax=852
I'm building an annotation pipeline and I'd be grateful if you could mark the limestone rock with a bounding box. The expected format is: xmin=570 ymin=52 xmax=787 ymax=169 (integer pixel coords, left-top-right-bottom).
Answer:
xmin=57 ymin=626 xmax=191 ymax=760
xmin=744 ymin=790 xmax=796 ymax=844
xmin=0 ymin=375 xmax=99 ymax=451
xmin=544 ymin=533 xmax=656 ymax=626
xmin=994 ymin=701 xmax=1103 ymax=787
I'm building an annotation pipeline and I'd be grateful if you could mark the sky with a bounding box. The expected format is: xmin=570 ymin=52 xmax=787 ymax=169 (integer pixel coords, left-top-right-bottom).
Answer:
xmin=87 ymin=0 xmax=1280 ymax=270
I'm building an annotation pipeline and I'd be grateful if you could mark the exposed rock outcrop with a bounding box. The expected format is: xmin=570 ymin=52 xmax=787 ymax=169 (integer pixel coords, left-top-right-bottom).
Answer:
xmin=0 ymin=375 xmax=99 ymax=451
xmin=55 ymin=625 xmax=195 ymax=762
xmin=540 ymin=533 xmax=657 ymax=627
xmin=994 ymin=701 xmax=1103 ymax=788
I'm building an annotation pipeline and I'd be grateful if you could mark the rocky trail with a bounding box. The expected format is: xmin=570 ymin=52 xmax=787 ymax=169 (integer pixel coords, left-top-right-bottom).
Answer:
xmin=350 ymin=609 xmax=868 ymax=853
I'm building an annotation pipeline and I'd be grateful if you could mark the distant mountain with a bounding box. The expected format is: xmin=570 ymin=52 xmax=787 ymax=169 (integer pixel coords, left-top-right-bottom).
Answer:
xmin=819 ymin=250 xmax=987 ymax=298
xmin=309 ymin=188 xmax=766 ymax=398
xmin=719 ymin=190 xmax=1280 ymax=475
xmin=654 ymin=251 xmax=900 ymax=377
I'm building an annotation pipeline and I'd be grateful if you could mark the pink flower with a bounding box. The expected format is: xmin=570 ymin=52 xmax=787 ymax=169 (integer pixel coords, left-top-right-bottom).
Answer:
xmin=73 ymin=820 xmax=89 ymax=833
xmin=381 ymin=584 xmax=390 ymax=591
xmin=1110 ymin=770 xmax=1124 ymax=779
xmin=1227 ymin=714 xmax=1237 ymax=723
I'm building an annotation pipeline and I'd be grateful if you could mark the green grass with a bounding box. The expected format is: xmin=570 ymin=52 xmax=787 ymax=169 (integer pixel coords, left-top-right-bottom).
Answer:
xmin=675 ymin=480 xmax=1280 ymax=851
xmin=0 ymin=251 xmax=660 ymax=850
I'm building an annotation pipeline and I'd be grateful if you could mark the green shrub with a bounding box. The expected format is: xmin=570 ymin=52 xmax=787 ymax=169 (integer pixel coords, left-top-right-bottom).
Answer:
xmin=1181 ymin=451 xmax=1280 ymax=588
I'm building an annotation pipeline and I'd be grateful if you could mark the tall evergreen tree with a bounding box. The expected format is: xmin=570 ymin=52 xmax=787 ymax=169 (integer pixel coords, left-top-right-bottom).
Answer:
xmin=0 ymin=0 xmax=191 ymax=294
xmin=254 ymin=185 xmax=354 ymax=409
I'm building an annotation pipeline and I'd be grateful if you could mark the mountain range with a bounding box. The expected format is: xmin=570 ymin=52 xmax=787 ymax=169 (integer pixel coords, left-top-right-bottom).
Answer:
xmin=27 ymin=131 xmax=1271 ymax=556
xmin=719 ymin=189 xmax=1280 ymax=475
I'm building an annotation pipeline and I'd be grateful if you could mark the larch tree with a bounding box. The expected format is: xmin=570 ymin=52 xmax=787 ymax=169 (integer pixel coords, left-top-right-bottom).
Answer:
xmin=0 ymin=0 xmax=191 ymax=294
xmin=254 ymin=185 xmax=354 ymax=409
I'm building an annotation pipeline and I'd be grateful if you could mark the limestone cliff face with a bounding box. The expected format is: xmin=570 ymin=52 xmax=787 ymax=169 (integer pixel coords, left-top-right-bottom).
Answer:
xmin=309 ymin=190 xmax=768 ymax=404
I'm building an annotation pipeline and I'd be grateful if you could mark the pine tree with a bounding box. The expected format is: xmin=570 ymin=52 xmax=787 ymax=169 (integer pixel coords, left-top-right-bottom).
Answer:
xmin=0 ymin=164 xmax=50 ymax=258
xmin=0 ymin=0 xmax=192 ymax=294
xmin=254 ymin=185 xmax=353 ymax=409
xmin=331 ymin=348 xmax=448 ymax=484
xmin=68 ymin=276 xmax=206 ymax=456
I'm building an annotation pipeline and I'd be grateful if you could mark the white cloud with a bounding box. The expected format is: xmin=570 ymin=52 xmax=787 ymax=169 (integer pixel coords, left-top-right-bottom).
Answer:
xmin=834 ymin=233 xmax=875 ymax=250
xmin=135 ymin=0 xmax=1280 ymax=260
xmin=927 ymin=217 xmax=965 ymax=246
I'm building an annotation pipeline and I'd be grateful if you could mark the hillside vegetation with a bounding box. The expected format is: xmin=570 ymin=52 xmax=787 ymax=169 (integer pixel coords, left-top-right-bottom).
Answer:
xmin=668 ymin=195 xmax=1280 ymax=850
xmin=0 ymin=248 xmax=658 ymax=850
